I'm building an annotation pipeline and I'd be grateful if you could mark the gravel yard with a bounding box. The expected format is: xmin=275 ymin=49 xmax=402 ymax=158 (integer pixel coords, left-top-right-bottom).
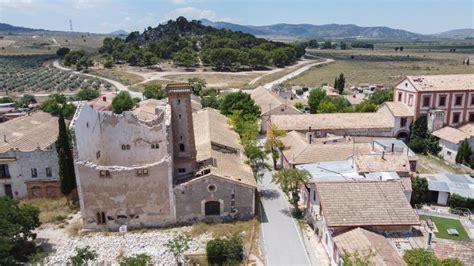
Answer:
xmin=36 ymin=214 xmax=212 ymax=265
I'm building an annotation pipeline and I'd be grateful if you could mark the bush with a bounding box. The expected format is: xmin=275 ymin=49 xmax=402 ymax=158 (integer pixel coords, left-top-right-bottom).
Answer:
xmin=112 ymin=91 xmax=134 ymax=114
xmin=119 ymin=254 xmax=151 ymax=266
xmin=409 ymin=137 xmax=427 ymax=154
xmin=449 ymin=194 xmax=474 ymax=209
xmin=206 ymin=234 xmax=243 ymax=264
xmin=69 ymin=246 xmax=97 ymax=266
xmin=403 ymin=248 xmax=464 ymax=266
xmin=56 ymin=47 xmax=70 ymax=57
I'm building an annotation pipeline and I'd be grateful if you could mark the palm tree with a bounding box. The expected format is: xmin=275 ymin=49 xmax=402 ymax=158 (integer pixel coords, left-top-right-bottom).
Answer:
xmin=272 ymin=168 xmax=310 ymax=216
xmin=265 ymin=124 xmax=287 ymax=169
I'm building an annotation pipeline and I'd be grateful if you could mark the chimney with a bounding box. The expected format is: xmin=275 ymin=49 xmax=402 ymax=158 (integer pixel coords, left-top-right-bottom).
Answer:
xmin=382 ymin=151 xmax=385 ymax=160
xmin=102 ymin=96 xmax=107 ymax=102
xmin=391 ymin=143 xmax=395 ymax=153
xmin=306 ymin=126 xmax=313 ymax=144
xmin=3 ymin=134 xmax=7 ymax=143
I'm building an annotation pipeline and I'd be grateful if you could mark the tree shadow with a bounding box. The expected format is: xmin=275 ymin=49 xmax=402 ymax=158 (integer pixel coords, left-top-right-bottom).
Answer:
xmin=260 ymin=203 xmax=268 ymax=223
xmin=259 ymin=189 xmax=280 ymax=200
xmin=35 ymin=238 xmax=56 ymax=253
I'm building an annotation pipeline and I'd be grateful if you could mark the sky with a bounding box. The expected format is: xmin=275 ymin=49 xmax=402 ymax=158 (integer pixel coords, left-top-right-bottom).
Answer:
xmin=0 ymin=0 xmax=473 ymax=34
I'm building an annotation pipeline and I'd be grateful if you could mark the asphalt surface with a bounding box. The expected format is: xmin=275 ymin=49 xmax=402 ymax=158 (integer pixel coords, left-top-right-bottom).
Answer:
xmin=259 ymin=168 xmax=311 ymax=266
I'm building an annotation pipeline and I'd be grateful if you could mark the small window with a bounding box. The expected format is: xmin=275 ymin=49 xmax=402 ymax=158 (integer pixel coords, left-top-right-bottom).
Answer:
xmin=408 ymin=95 xmax=413 ymax=106
xmin=422 ymin=96 xmax=430 ymax=107
xmin=177 ymin=99 xmax=181 ymax=104
xmin=313 ymin=191 xmax=316 ymax=202
xmin=179 ymin=143 xmax=185 ymax=152
xmin=405 ymin=82 xmax=408 ymax=87
xmin=178 ymin=168 xmax=186 ymax=173
xmin=447 ymin=151 xmax=452 ymax=156
xmin=151 ymin=143 xmax=159 ymax=149
xmin=96 ymin=151 xmax=101 ymax=159
xmin=121 ymin=144 xmax=131 ymax=150
xmin=143 ymin=169 xmax=148 ymax=176
xmin=178 ymin=114 xmax=182 ymax=119
xmin=86 ymin=122 xmax=89 ymax=128
xmin=137 ymin=169 xmax=143 ymax=176
xmin=439 ymin=95 xmax=447 ymax=107
xmin=471 ymin=95 xmax=474 ymax=105
xmin=398 ymin=92 xmax=402 ymax=101
xmin=46 ymin=167 xmax=52 ymax=177
xmin=455 ymin=95 xmax=463 ymax=106
xmin=453 ymin=112 xmax=461 ymax=124
xmin=99 ymin=170 xmax=111 ymax=177
xmin=96 ymin=212 xmax=106 ymax=224
xmin=31 ymin=168 xmax=37 ymax=178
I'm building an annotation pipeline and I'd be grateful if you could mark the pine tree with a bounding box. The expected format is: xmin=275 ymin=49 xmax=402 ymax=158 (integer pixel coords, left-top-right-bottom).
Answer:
xmin=57 ymin=109 xmax=77 ymax=205
xmin=337 ymin=73 xmax=346 ymax=94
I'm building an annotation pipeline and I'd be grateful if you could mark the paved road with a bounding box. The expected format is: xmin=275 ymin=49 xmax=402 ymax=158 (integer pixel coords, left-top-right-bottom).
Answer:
xmin=263 ymin=58 xmax=334 ymax=89
xmin=259 ymin=167 xmax=311 ymax=266
xmin=53 ymin=60 xmax=143 ymax=98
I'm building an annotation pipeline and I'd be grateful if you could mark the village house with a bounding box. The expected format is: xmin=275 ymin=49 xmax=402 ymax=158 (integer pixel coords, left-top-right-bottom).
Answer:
xmin=0 ymin=112 xmax=60 ymax=199
xmin=432 ymin=124 xmax=474 ymax=164
xmin=307 ymin=181 xmax=420 ymax=265
xmin=377 ymin=101 xmax=414 ymax=140
xmin=71 ymin=84 xmax=255 ymax=230
xmin=332 ymin=227 xmax=406 ymax=265
xmin=250 ymin=86 xmax=301 ymax=132
xmin=418 ymin=173 xmax=474 ymax=205
xmin=394 ymin=74 xmax=474 ymax=130
xmin=269 ymin=112 xmax=395 ymax=137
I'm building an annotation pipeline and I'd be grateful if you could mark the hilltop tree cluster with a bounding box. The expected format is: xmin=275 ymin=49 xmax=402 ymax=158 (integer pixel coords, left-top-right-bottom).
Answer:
xmin=98 ymin=17 xmax=304 ymax=71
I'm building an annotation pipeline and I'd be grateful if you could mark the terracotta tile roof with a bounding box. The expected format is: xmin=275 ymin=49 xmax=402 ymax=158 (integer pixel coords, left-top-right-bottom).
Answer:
xmin=433 ymin=126 xmax=469 ymax=144
xmin=458 ymin=123 xmax=474 ymax=136
xmin=0 ymin=112 xmax=58 ymax=153
xmin=355 ymin=153 xmax=411 ymax=173
xmin=271 ymin=113 xmax=393 ymax=131
xmin=280 ymin=131 xmax=372 ymax=164
xmin=250 ymin=86 xmax=300 ymax=115
xmin=379 ymin=102 xmax=414 ymax=117
xmin=316 ymin=181 xmax=420 ymax=227
xmin=333 ymin=228 xmax=406 ymax=266
xmin=405 ymin=74 xmax=474 ymax=92
xmin=88 ymin=94 xmax=113 ymax=111
xmin=192 ymin=108 xmax=255 ymax=187
xmin=193 ymin=108 xmax=243 ymax=161
xmin=132 ymin=99 xmax=165 ymax=121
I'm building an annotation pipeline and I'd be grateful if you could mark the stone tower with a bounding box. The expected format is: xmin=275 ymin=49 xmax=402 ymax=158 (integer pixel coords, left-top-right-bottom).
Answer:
xmin=166 ymin=83 xmax=197 ymax=181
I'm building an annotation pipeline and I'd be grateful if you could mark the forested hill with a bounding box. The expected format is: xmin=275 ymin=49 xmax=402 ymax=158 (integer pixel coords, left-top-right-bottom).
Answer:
xmin=98 ymin=17 xmax=305 ymax=71
xmin=0 ymin=23 xmax=45 ymax=33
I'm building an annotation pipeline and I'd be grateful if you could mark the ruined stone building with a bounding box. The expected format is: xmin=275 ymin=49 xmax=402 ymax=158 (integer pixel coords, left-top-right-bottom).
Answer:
xmin=71 ymin=84 xmax=255 ymax=230
xmin=0 ymin=112 xmax=60 ymax=199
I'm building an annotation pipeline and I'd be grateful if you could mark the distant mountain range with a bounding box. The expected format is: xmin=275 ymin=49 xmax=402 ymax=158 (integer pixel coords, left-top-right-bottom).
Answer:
xmin=109 ymin=30 xmax=129 ymax=36
xmin=200 ymin=19 xmax=474 ymax=40
xmin=0 ymin=22 xmax=45 ymax=32
xmin=435 ymin=28 xmax=474 ymax=39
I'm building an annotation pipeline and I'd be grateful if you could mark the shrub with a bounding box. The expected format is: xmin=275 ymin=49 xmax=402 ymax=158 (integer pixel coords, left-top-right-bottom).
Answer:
xmin=112 ymin=91 xmax=134 ymax=114
xmin=69 ymin=246 xmax=97 ymax=266
xmin=206 ymin=234 xmax=243 ymax=264
xmin=449 ymin=194 xmax=474 ymax=209
xmin=119 ymin=254 xmax=151 ymax=266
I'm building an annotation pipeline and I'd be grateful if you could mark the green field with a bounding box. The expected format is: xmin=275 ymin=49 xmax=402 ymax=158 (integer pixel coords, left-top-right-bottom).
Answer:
xmin=284 ymin=49 xmax=474 ymax=88
xmin=421 ymin=215 xmax=470 ymax=241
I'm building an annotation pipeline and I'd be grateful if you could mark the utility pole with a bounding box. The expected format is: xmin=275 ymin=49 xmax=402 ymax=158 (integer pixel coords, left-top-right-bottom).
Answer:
xmin=69 ymin=19 xmax=73 ymax=32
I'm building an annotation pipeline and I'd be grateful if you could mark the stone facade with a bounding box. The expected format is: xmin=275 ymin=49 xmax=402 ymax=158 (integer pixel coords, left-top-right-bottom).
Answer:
xmin=0 ymin=148 xmax=59 ymax=199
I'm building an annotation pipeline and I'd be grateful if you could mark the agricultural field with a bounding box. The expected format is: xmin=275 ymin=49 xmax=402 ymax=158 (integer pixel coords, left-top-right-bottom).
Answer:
xmin=88 ymin=68 xmax=144 ymax=86
xmin=285 ymin=48 xmax=474 ymax=88
xmin=0 ymin=32 xmax=106 ymax=55
xmin=0 ymin=55 xmax=111 ymax=95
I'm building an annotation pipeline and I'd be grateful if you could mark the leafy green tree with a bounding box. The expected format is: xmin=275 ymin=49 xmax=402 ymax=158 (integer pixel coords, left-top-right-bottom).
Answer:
xmin=307 ymin=39 xmax=319 ymax=48
xmin=188 ymin=77 xmax=207 ymax=95
xmin=200 ymin=88 xmax=221 ymax=109
xmin=307 ymin=88 xmax=327 ymax=114
xmin=104 ymin=58 xmax=114 ymax=68
xmin=69 ymin=246 xmax=97 ymax=266
xmin=294 ymin=102 xmax=304 ymax=110
xmin=0 ymin=197 xmax=40 ymax=264
xmin=0 ymin=96 xmax=15 ymax=104
xmin=265 ymin=124 xmax=287 ymax=169
xmin=272 ymin=168 xmax=310 ymax=216
xmin=272 ymin=47 xmax=295 ymax=67
xmin=317 ymin=99 xmax=337 ymax=113
xmin=368 ymin=89 xmax=393 ymax=105
xmin=244 ymin=141 xmax=270 ymax=181
xmin=410 ymin=115 xmax=428 ymax=141
xmin=411 ymin=176 xmax=428 ymax=205
xmin=76 ymin=56 xmax=93 ymax=72
xmin=354 ymin=100 xmax=377 ymax=112
xmin=57 ymin=109 xmax=77 ymax=205
xmin=456 ymin=139 xmax=472 ymax=165
xmin=119 ymin=254 xmax=152 ymax=266
xmin=342 ymin=250 xmax=374 ymax=266
xmin=56 ymin=47 xmax=70 ymax=57
xmin=219 ymin=91 xmax=260 ymax=117
xmin=206 ymin=234 xmax=243 ymax=265
xmin=248 ymin=48 xmax=270 ymax=69
xmin=76 ymin=88 xmax=100 ymax=101
xmin=402 ymin=248 xmax=460 ymax=266
xmin=40 ymin=94 xmax=76 ymax=118
xmin=336 ymin=73 xmax=346 ymax=94
xmin=172 ymin=47 xmax=199 ymax=68
xmin=112 ymin=91 xmax=135 ymax=114
xmin=21 ymin=94 xmax=36 ymax=107
xmin=64 ymin=50 xmax=86 ymax=66
xmin=164 ymin=234 xmax=191 ymax=265
xmin=340 ymin=42 xmax=348 ymax=50
xmin=321 ymin=41 xmax=333 ymax=49
xmin=143 ymin=83 xmax=166 ymax=100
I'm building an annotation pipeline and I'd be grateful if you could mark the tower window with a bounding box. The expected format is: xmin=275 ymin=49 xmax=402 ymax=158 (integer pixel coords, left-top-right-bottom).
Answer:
xmin=151 ymin=143 xmax=159 ymax=149
xmin=99 ymin=170 xmax=111 ymax=177
xmin=177 ymin=99 xmax=181 ymax=104
xmin=179 ymin=143 xmax=185 ymax=152
xmin=31 ymin=168 xmax=37 ymax=178
xmin=178 ymin=114 xmax=182 ymax=119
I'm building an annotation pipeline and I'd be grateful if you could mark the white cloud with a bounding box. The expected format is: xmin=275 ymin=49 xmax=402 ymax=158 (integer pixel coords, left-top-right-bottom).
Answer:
xmin=164 ymin=6 xmax=216 ymax=20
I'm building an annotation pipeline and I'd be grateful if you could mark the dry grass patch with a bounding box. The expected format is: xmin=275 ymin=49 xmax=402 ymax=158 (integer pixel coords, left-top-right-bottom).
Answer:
xmin=163 ymin=73 xmax=260 ymax=89
xmin=20 ymin=197 xmax=77 ymax=224
xmin=89 ymin=69 xmax=144 ymax=86
xmin=129 ymin=80 xmax=176 ymax=92
xmin=190 ymin=219 xmax=255 ymax=238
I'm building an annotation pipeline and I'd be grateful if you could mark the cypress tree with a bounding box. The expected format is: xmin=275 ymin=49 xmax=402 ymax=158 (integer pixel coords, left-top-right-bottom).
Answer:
xmin=57 ymin=109 xmax=77 ymax=204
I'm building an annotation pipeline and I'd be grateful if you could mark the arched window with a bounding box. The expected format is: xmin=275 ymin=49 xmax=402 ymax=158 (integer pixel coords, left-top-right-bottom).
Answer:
xmin=179 ymin=143 xmax=185 ymax=152
xmin=96 ymin=212 xmax=106 ymax=224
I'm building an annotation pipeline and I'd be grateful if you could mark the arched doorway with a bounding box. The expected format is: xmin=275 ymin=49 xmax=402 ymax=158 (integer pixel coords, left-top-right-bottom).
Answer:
xmin=205 ymin=201 xmax=220 ymax=216
xmin=396 ymin=131 xmax=409 ymax=142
